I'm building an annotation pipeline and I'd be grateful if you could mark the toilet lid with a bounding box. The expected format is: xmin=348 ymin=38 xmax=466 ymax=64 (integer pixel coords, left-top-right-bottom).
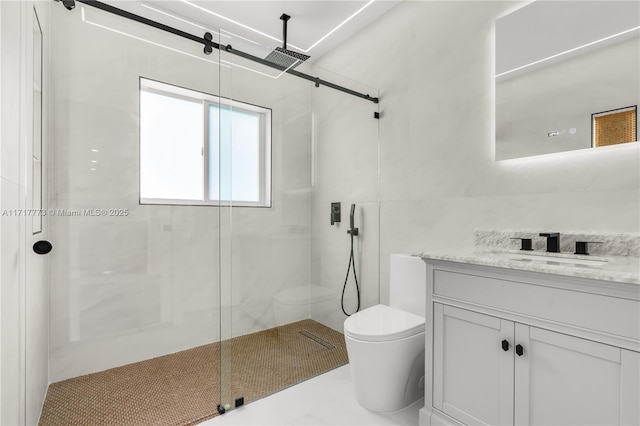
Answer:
xmin=343 ymin=304 xmax=425 ymax=342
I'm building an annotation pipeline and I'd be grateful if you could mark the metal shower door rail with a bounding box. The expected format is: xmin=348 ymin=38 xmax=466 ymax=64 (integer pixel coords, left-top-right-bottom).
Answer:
xmin=56 ymin=0 xmax=380 ymax=104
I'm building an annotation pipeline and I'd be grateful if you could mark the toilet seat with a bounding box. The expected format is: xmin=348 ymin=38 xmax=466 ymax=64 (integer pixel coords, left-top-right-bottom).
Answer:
xmin=344 ymin=304 xmax=425 ymax=343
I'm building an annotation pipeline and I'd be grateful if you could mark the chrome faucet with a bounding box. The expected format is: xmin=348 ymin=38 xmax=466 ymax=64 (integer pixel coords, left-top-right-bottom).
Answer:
xmin=539 ymin=232 xmax=560 ymax=253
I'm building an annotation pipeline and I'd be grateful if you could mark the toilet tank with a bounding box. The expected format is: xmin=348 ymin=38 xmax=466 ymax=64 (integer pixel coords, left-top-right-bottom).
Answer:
xmin=389 ymin=254 xmax=426 ymax=317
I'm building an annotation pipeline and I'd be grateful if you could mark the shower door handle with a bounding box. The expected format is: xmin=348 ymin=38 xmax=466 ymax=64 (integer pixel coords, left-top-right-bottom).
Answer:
xmin=33 ymin=240 xmax=53 ymax=255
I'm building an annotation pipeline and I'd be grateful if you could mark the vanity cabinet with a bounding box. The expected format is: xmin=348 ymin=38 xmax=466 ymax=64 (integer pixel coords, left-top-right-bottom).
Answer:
xmin=513 ymin=323 xmax=639 ymax=426
xmin=421 ymin=262 xmax=640 ymax=426
xmin=433 ymin=304 xmax=640 ymax=426
xmin=433 ymin=305 xmax=513 ymax=426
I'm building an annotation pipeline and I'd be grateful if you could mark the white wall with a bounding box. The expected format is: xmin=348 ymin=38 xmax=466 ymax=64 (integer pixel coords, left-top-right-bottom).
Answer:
xmin=0 ymin=3 xmax=25 ymax=422
xmin=49 ymin=4 xmax=311 ymax=382
xmin=1 ymin=1 xmax=51 ymax=424
xmin=312 ymin=1 xmax=640 ymax=305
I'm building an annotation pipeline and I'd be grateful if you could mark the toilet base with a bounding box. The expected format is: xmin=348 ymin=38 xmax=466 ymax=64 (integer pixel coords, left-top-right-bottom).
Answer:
xmin=345 ymin=332 xmax=425 ymax=413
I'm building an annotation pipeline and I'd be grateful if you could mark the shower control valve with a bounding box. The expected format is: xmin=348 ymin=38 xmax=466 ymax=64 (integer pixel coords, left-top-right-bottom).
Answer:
xmin=331 ymin=202 xmax=341 ymax=225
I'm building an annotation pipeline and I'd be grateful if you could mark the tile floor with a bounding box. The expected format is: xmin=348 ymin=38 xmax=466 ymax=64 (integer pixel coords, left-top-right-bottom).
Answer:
xmin=201 ymin=365 xmax=422 ymax=425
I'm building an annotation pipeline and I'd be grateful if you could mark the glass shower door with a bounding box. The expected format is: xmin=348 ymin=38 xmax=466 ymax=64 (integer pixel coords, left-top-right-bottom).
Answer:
xmin=43 ymin=3 xmax=224 ymax=424
xmin=217 ymin=28 xmax=319 ymax=411
xmin=217 ymin=28 xmax=383 ymax=413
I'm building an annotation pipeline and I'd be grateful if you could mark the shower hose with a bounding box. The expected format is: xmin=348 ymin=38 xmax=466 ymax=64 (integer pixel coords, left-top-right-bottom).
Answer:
xmin=341 ymin=231 xmax=361 ymax=316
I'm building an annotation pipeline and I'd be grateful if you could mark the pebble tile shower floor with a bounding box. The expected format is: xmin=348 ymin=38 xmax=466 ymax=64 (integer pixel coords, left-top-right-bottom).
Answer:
xmin=39 ymin=319 xmax=348 ymax=425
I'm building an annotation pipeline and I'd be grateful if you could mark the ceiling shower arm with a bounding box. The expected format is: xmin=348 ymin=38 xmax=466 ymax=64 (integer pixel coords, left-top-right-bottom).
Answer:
xmin=57 ymin=0 xmax=379 ymax=105
xmin=280 ymin=13 xmax=290 ymax=50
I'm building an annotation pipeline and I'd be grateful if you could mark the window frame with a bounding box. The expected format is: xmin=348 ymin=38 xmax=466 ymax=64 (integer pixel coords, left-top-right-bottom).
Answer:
xmin=139 ymin=77 xmax=272 ymax=208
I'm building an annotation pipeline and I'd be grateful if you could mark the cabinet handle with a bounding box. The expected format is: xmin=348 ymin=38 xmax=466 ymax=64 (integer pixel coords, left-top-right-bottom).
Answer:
xmin=516 ymin=344 xmax=524 ymax=356
xmin=501 ymin=339 xmax=509 ymax=351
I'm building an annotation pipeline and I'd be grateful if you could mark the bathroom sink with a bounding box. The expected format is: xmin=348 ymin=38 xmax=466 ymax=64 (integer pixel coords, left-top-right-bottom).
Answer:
xmin=492 ymin=252 xmax=609 ymax=267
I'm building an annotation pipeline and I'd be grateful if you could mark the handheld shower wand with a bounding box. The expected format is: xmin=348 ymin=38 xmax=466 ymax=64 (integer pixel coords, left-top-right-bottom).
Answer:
xmin=342 ymin=204 xmax=360 ymax=316
xmin=348 ymin=204 xmax=358 ymax=236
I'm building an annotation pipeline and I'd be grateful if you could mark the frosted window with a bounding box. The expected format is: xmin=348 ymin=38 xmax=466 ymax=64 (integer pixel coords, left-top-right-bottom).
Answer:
xmin=209 ymin=105 xmax=260 ymax=202
xmin=140 ymin=91 xmax=204 ymax=201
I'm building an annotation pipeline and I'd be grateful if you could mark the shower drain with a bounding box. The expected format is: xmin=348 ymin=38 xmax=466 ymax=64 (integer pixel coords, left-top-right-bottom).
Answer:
xmin=298 ymin=330 xmax=335 ymax=349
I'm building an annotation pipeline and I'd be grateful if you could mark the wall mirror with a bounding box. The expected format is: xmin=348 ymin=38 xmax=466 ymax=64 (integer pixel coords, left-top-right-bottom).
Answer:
xmin=495 ymin=1 xmax=640 ymax=160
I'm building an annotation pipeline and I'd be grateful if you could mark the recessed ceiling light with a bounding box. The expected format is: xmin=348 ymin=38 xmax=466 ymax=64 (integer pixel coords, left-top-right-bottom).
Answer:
xmin=180 ymin=0 xmax=291 ymax=47
xmin=141 ymin=3 xmax=211 ymax=32
xmin=180 ymin=0 xmax=376 ymax=53
xmin=302 ymin=0 xmax=375 ymax=53
xmin=141 ymin=2 xmax=266 ymax=47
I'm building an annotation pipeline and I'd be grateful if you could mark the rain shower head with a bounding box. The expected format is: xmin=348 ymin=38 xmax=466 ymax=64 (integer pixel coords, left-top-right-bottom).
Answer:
xmin=265 ymin=47 xmax=310 ymax=69
xmin=264 ymin=14 xmax=310 ymax=70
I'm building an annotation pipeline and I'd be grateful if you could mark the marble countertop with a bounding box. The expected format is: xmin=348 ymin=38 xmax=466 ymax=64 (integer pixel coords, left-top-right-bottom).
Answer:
xmin=421 ymin=250 xmax=640 ymax=285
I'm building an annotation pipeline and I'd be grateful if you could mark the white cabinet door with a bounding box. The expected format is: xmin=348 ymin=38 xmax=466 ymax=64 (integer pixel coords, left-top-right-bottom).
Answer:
xmin=515 ymin=324 xmax=640 ymax=426
xmin=434 ymin=304 xmax=514 ymax=426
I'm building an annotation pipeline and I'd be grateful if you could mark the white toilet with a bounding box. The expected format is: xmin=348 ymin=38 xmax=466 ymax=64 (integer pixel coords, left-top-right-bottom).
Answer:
xmin=343 ymin=254 xmax=426 ymax=412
